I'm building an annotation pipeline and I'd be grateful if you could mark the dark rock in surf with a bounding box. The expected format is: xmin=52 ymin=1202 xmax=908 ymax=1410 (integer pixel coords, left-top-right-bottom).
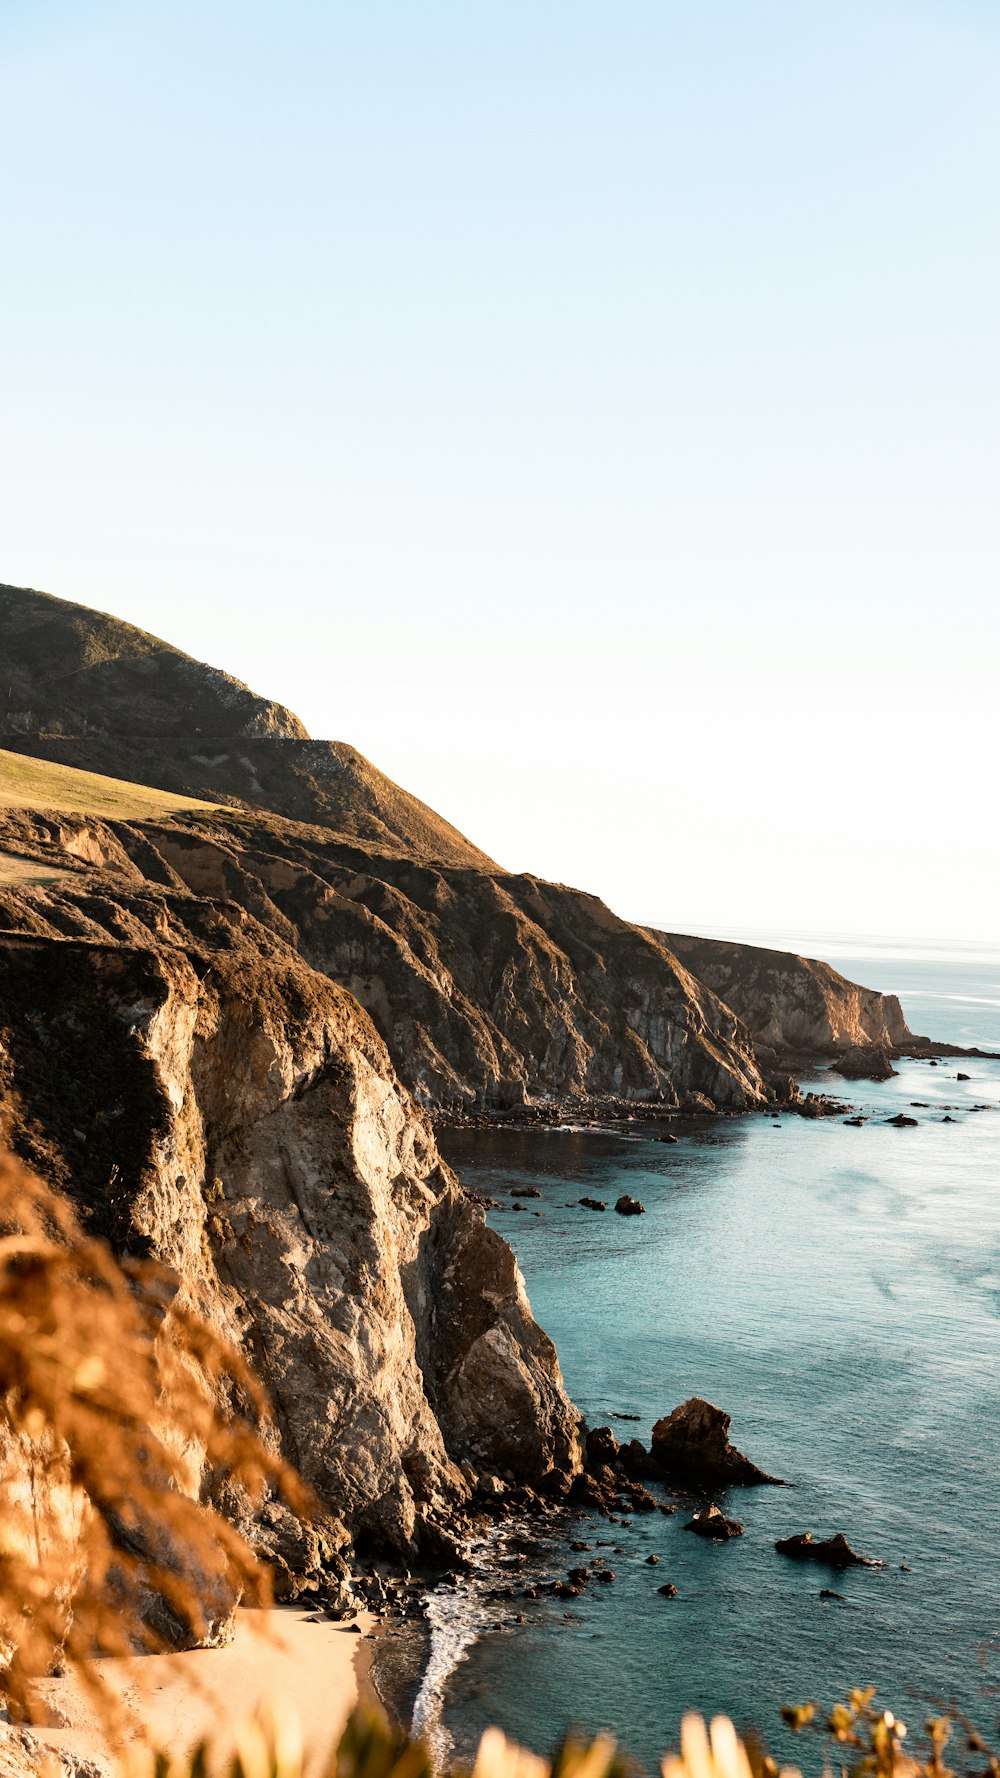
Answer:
xmin=579 ymin=1197 xmax=607 ymax=1212
xmin=684 ymin=1504 xmax=743 ymax=1541
xmin=620 ymin=1438 xmax=664 ymax=1482
xmin=885 ymin=1113 xmax=918 ymax=1128
xmin=614 ymin=1194 xmax=646 ymax=1216
xmin=833 ymin=1045 xmax=896 ymax=1081
xmin=651 ymin=1397 xmax=782 ymax=1487
xmin=585 ymin=1426 xmax=620 ymax=1470
xmin=775 ymin=1531 xmax=879 ymax=1568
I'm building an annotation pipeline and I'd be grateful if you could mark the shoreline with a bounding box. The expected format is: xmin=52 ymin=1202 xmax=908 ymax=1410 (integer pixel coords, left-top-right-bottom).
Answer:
xmin=31 ymin=1605 xmax=380 ymax=1775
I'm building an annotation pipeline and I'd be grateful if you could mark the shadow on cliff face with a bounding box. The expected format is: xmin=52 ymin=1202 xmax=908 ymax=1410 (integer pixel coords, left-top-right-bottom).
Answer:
xmin=0 ymin=869 xmax=582 ymax=1582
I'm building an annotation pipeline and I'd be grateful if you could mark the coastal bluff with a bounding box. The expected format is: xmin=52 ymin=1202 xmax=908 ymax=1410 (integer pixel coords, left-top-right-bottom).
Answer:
xmin=0 ymin=580 xmax=921 ymax=1625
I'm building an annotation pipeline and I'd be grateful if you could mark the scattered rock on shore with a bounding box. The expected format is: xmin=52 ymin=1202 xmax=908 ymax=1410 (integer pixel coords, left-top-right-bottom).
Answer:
xmin=651 ymin=1397 xmax=783 ymax=1487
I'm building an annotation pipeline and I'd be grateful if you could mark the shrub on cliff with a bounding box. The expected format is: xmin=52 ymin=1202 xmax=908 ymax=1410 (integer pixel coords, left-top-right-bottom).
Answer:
xmin=0 ymin=1149 xmax=305 ymax=1730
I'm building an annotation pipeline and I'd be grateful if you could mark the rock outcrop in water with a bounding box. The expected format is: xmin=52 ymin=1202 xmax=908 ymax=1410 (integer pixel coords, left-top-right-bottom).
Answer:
xmin=775 ymin=1531 xmax=879 ymax=1568
xmin=651 ymin=1398 xmax=782 ymax=1486
xmin=684 ymin=1504 xmax=744 ymax=1540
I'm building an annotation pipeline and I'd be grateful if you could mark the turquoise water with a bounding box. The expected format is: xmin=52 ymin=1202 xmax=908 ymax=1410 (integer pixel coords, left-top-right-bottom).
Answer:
xmin=432 ymin=939 xmax=1000 ymax=1770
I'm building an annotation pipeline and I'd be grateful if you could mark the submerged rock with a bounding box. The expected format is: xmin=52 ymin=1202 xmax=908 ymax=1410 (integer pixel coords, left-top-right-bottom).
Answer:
xmin=579 ymin=1197 xmax=607 ymax=1212
xmin=684 ymin=1504 xmax=744 ymax=1541
xmin=775 ymin=1532 xmax=880 ymax=1568
xmin=651 ymin=1398 xmax=782 ymax=1487
xmin=885 ymin=1113 xmax=919 ymax=1128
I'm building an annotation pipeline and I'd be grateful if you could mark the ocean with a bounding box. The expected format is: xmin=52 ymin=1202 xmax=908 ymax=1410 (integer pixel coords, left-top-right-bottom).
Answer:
xmin=412 ymin=933 xmax=1000 ymax=1771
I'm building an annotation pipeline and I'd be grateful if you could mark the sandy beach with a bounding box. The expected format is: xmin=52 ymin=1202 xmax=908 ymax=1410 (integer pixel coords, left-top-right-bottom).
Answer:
xmin=31 ymin=1606 xmax=377 ymax=1774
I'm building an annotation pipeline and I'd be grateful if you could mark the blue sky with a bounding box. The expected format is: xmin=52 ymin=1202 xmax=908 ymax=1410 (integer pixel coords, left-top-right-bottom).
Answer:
xmin=2 ymin=1 xmax=997 ymax=940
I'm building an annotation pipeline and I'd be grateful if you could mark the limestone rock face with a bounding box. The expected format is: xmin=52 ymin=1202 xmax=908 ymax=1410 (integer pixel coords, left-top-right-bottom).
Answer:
xmin=0 ymin=584 xmax=770 ymax=1113
xmin=0 ymin=857 xmax=582 ymax=1560
xmin=137 ymin=819 xmax=770 ymax=1112
xmin=662 ymin=931 xmax=913 ymax=1066
xmin=651 ymin=1398 xmax=781 ymax=1487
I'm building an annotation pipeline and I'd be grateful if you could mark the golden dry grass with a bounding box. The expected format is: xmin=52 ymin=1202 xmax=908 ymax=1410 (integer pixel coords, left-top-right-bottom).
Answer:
xmin=0 ymin=852 xmax=70 ymax=888
xmin=0 ymin=1151 xmax=309 ymax=1740
xmin=0 ymin=747 xmax=217 ymax=821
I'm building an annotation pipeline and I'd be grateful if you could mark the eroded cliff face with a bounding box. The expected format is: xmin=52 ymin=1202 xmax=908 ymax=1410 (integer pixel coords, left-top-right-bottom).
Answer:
xmin=661 ymin=931 xmax=912 ymax=1065
xmin=117 ymin=817 xmax=769 ymax=1113
xmin=0 ymin=836 xmax=581 ymax=1572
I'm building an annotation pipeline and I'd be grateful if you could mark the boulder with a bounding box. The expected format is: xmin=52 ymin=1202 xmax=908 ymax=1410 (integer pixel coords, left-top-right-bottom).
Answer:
xmin=832 ymin=1045 xmax=896 ymax=1081
xmin=619 ymin=1438 xmax=663 ymax=1482
xmin=651 ymin=1398 xmax=782 ymax=1486
xmin=957 ymin=1072 xmax=971 ymax=1081
xmin=885 ymin=1113 xmax=918 ymax=1127
xmin=681 ymin=1093 xmax=717 ymax=1114
xmin=774 ymin=1531 xmax=879 ymax=1568
xmin=511 ymin=1186 xmax=542 ymax=1198
xmin=579 ymin=1197 xmax=607 ymax=1212
xmin=657 ymin=1582 xmax=678 ymax=1597
xmin=614 ymin=1195 xmax=646 ymax=1216
xmin=585 ymin=1426 xmax=620 ymax=1470
xmin=684 ymin=1504 xmax=743 ymax=1541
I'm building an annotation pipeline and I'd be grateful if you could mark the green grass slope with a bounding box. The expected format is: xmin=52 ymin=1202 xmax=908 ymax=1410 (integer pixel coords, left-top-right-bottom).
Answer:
xmin=0 ymin=746 xmax=217 ymax=822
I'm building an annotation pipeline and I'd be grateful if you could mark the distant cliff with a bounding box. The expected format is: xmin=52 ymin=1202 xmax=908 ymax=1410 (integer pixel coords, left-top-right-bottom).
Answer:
xmin=661 ymin=931 xmax=912 ymax=1066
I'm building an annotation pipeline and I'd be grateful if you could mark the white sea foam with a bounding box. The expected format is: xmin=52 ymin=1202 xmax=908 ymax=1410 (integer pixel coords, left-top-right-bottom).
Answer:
xmin=410 ymin=1543 xmax=498 ymax=1771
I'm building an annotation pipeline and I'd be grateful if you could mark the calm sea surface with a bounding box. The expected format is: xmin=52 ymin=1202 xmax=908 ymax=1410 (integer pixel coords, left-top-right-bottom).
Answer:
xmin=425 ymin=935 xmax=1000 ymax=1770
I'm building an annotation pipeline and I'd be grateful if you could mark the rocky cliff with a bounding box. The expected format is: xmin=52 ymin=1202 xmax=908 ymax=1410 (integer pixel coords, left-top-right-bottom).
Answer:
xmin=661 ymin=931 xmax=913 ymax=1066
xmin=0 ymin=581 xmax=932 ymax=1616
xmin=0 ymin=826 xmax=581 ymax=1585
